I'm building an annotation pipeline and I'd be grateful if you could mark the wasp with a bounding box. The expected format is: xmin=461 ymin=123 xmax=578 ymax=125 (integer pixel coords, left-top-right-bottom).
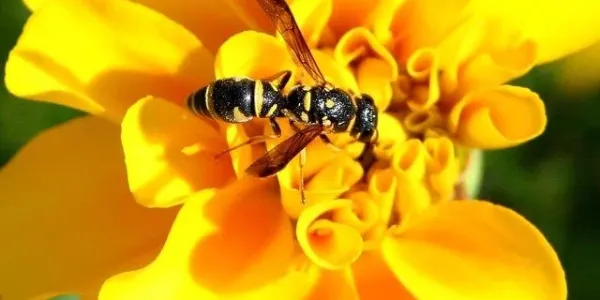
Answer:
xmin=186 ymin=0 xmax=379 ymax=203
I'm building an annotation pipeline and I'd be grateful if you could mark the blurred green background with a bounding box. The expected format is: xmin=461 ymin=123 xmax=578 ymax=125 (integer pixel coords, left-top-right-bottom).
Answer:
xmin=1 ymin=1 xmax=599 ymax=299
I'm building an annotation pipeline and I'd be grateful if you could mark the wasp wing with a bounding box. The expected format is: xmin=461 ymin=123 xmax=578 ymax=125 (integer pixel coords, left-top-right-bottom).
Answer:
xmin=256 ymin=0 xmax=326 ymax=85
xmin=246 ymin=125 xmax=323 ymax=177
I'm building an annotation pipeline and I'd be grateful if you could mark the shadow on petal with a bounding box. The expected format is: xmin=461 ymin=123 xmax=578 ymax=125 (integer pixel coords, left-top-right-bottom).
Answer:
xmin=100 ymin=176 xmax=303 ymax=299
xmin=352 ymin=252 xmax=415 ymax=300
xmin=448 ymin=85 xmax=547 ymax=149
xmin=189 ymin=177 xmax=295 ymax=293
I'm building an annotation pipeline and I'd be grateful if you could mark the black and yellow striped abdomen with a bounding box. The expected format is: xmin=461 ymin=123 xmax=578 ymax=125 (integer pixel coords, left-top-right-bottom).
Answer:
xmin=186 ymin=77 xmax=285 ymax=123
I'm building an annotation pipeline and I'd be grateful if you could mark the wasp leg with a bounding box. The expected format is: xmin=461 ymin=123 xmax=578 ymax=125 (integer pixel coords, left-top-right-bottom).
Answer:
xmin=357 ymin=141 xmax=376 ymax=178
xmin=299 ymin=147 xmax=307 ymax=204
xmin=319 ymin=134 xmax=343 ymax=152
xmin=263 ymin=70 xmax=292 ymax=91
xmin=289 ymin=119 xmax=301 ymax=132
xmin=215 ymin=118 xmax=282 ymax=158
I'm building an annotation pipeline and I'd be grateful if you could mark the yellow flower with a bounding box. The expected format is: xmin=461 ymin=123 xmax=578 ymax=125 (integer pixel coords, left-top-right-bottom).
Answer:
xmin=3 ymin=0 xmax=599 ymax=299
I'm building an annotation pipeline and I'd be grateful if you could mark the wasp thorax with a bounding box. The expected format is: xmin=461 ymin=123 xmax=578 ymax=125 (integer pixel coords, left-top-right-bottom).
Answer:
xmin=286 ymin=85 xmax=357 ymax=132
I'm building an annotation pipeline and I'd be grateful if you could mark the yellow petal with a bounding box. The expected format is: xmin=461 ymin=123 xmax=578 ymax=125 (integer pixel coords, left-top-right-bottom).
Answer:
xmin=329 ymin=0 xmax=384 ymax=37
xmin=24 ymin=0 xmax=46 ymax=11
xmin=369 ymin=0 xmax=409 ymax=47
xmin=391 ymin=0 xmax=470 ymax=63
xmin=382 ymin=200 xmax=566 ymax=300
xmin=216 ymin=31 xmax=297 ymax=81
xmin=456 ymin=18 xmax=537 ymax=92
xmin=296 ymin=200 xmax=364 ymax=270
xmin=468 ymin=0 xmax=600 ymax=64
xmin=289 ymin=0 xmax=333 ymax=47
xmin=313 ymin=49 xmax=360 ymax=92
xmin=100 ymin=176 xmax=306 ymax=299
xmin=352 ymin=252 xmax=415 ymax=300
xmin=355 ymin=58 xmax=394 ymax=110
xmin=135 ymin=0 xmax=271 ymax=54
xmin=0 ymin=116 xmax=178 ymax=300
xmin=121 ymin=96 xmax=235 ymax=208
xmin=5 ymin=0 xmax=212 ymax=122
xmin=448 ymin=85 xmax=547 ymax=149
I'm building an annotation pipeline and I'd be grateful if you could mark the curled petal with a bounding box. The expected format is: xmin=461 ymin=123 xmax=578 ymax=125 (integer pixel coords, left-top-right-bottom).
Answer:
xmin=424 ymin=137 xmax=460 ymax=202
xmin=313 ymin=49 xmax=360 ymax=92
xmin=0 ymin=117 xmax=177 ymax=299
xmin=382 ymin=201 xmax=566 ymax=300
xmin=335 ymin=27 xmax=398 ymax=81
xmin=403 ymin=109 xmax=442 ymax=134
xmin=334 ymin=27 xmax=398 ymax=99
xmin=280 ymin=153 xmax=363 ymax=219
xmin=333 ymin=192 xmax=380 ymax=234
xmin=289 ymin=0 xmax=333 ymax=46
xmin=100 ymin=176 xmax=304 ymax=299
xmin=405 ymin=48 xmax=441 ymax=111
xmin=448 ymin=85 xmax=547 ymax=149
xmin=391 ymin=139 xmax=431 ymax=218
xmin=374 ymin=113 xmax=407 ymax=159
xmin=216 ymin=31 xmax=296 ymax=81
xmin=121 ymin=96 xmax=234 ymax=207
xmin=5 ymin=0 xmax=212 ymax=122
xmin=458 ymin=21 xmax=537 ymax=91
xmin=135 ymin=0 xmax=270 ymax=54
xmin=356 ymin=58 xmax=394 ymax=110
xmin=296 ymin=200 xmax=364 ymax=270
xmin=367 ymin=168 xmax=397 ymax=225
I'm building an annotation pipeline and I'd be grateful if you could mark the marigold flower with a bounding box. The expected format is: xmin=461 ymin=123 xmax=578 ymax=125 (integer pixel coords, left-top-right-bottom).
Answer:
xmin=2 ymin=0 xmax=599 ymax=299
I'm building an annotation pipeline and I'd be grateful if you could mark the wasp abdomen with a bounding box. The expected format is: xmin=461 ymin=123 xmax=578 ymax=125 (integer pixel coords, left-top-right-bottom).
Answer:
xmin=187 ymin=77 xmax=255 ymax=123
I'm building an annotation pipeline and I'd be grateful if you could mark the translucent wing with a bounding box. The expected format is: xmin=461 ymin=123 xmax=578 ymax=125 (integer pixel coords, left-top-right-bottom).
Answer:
xmin=246 ymin=125 xmax=323 ymax=177
xmin=256 ymin=0 xmax=326 ymax=85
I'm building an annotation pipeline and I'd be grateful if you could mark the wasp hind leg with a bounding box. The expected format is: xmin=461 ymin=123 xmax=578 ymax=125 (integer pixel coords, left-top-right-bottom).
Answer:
xmin=214 ymin=118 xmax=282 ymax=158
xmin=263 ymin=70 xmax=292 ymax=91
xmin=299 ymin=147 xmax=307 ymax=204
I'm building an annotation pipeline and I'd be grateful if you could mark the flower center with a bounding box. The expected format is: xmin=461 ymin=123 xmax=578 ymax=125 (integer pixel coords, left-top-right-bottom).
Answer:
xmin=277 ymin=29 xmax=464 ymax=270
